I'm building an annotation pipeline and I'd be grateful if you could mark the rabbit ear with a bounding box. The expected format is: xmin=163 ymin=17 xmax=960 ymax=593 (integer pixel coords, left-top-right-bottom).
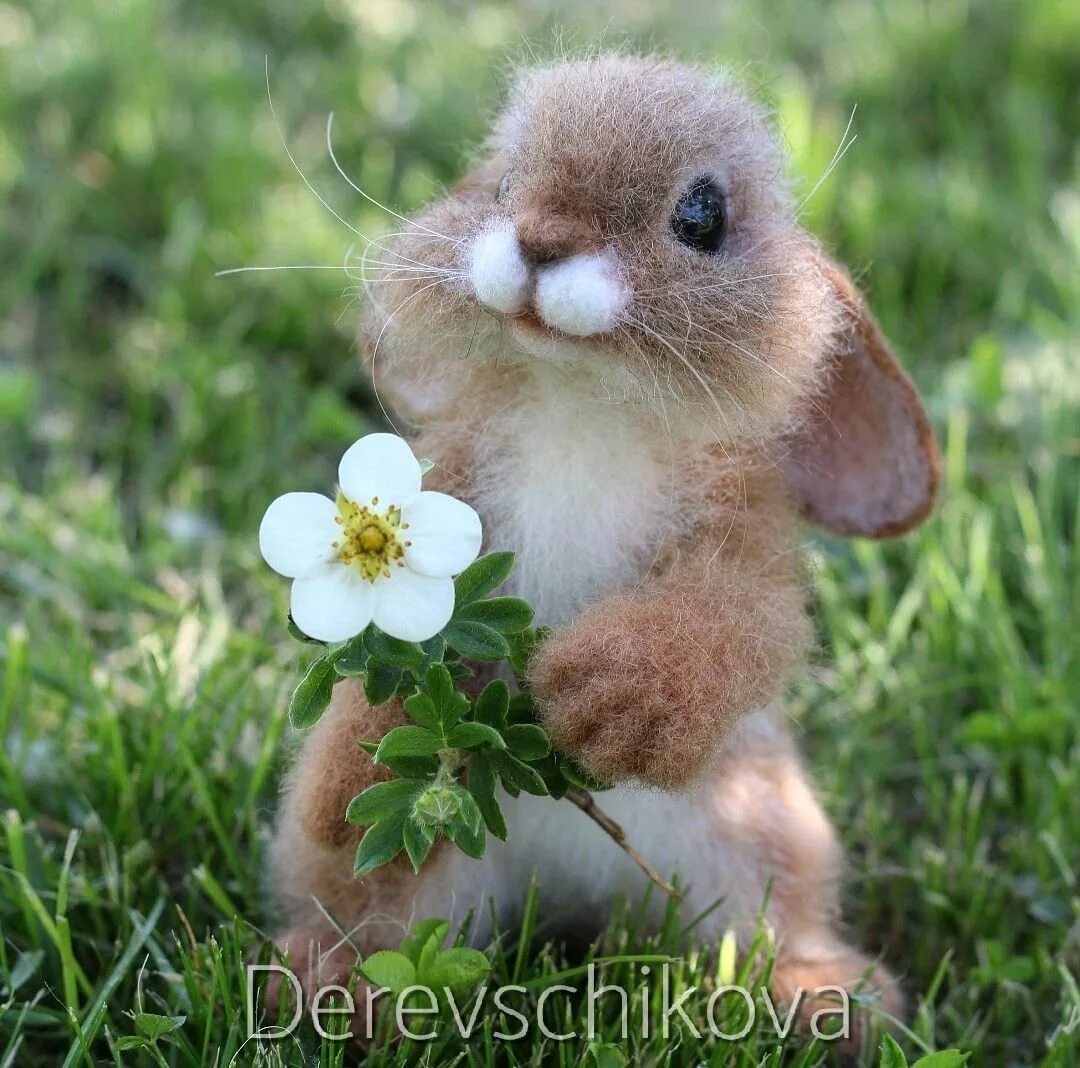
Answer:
xmin=782 ymin=257 xmax=941 ymax=538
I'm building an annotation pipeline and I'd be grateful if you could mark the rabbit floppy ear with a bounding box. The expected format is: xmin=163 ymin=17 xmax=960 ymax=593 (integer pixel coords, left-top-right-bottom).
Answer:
xmin=782 ymin=257 xmax=941 ymax=538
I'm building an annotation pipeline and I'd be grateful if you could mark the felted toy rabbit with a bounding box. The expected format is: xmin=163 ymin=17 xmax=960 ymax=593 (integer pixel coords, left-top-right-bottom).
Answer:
xmin=268 ymin=55 xmax=939 ymax=1037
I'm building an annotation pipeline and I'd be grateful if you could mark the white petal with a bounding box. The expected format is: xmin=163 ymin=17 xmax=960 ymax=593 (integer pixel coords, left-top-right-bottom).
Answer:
xmin=259 ymin=492 xmax=338 ymax=578
xmin=338 ymin=433 xmax=421 ymax=508
xmin=400 ymin=491 xmax=483 ymax=578
xmin=372 ymin=568 xmax=455 ymax=643
xmin=290 ymin=564 xmax=375 ymax=643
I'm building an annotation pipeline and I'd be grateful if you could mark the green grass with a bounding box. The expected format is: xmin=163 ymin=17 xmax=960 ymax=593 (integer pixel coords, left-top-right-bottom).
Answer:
xmin=1 ymin=0 xmax=1078 ymax=1063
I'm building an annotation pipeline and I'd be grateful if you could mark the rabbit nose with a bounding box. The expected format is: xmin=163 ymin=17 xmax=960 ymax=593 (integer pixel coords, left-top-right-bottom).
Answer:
xmin=515 ymin=211 xmax=590 ymax=265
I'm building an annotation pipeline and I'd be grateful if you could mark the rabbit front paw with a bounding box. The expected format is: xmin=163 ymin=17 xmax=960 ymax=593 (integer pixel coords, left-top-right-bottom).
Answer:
xmin=528 ymin=627 xmax=714 ymax=790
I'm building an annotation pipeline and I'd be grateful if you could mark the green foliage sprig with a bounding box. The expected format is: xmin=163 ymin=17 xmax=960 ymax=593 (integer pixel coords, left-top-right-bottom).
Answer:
xmin=358 ymin=918 xmax=490 ymax=998
xmin=281 ymin=551 xmax=677 ymax=890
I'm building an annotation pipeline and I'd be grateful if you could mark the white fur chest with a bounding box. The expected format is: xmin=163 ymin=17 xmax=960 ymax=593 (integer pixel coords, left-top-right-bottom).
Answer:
xmin=472 ymin=367 xmax=679 ymax=625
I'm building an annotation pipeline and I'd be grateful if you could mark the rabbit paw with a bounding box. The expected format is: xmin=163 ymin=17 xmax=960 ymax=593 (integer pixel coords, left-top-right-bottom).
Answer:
xmin=529 ymin=624 xmax=716 ymax=790
xmin=772 ymin=949 xmax=904 ymax=1055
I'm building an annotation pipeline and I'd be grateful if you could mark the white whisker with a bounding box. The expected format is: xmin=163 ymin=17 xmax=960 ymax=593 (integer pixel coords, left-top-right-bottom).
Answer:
xmin=263 ymin=55 xmax=369 ymax=243
xmin=250 ymin=57 xmax=456 ymax=284
xmin=215 ymin=264 xmax=358 ymax=277
xmin=326 ymin=112 xmax=458 ymax=245
xmin=798 ymin=105 xmax=857 ymax=212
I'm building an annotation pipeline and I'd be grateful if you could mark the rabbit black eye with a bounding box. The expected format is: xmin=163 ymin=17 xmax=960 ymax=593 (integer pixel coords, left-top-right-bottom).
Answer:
xmin=671 ymin=179 xmax=726 ymax=253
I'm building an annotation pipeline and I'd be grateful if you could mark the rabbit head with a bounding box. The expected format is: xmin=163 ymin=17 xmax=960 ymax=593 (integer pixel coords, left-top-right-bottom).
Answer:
xmin=362 ymin=55 xmax=939 ymax=538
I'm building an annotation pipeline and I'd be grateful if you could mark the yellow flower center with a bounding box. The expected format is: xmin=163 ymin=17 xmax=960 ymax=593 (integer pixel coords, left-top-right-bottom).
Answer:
xmin=333 ymin=492 xmax=409 ymax=581
xmin=357 ymin=524 xmax=387 ymax=554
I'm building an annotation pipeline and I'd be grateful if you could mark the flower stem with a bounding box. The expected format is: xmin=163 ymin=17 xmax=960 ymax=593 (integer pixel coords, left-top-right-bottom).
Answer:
xmin=563 ymin=786 xmax=681 ymax=899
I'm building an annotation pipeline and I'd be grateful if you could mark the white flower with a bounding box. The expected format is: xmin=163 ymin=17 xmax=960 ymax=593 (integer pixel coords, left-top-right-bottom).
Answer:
xmin=259 ymin=434 xmax=482 ymax=643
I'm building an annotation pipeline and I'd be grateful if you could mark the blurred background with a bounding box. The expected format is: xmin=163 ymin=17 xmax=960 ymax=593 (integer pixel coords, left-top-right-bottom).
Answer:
xmin=4 ymin=0 xmax=1077 ymax=526
xmin=1 ymin=0 xmax=1078 ymax=1063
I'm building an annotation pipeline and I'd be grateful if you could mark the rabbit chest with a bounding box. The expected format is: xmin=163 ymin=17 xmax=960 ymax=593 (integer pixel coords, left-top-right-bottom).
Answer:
xmin=471 ymin=367 xmax=684 ymax=626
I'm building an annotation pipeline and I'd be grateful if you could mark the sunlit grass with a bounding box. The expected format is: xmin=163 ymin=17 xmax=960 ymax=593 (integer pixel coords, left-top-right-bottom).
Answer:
xmin=1 ymin=0 xmax=1078 ymax=1063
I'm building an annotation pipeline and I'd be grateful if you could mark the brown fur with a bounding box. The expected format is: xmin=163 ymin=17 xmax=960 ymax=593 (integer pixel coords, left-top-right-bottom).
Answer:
xmin=530 ymin=457 xmax=810 ymax=789
xmin=516 ymin=207 xmax=599 ymax=264
xmin=270 ymin=54 xmax=939 ymax=1041
xmin=706 ymin=735 xmax=903 ymax=1048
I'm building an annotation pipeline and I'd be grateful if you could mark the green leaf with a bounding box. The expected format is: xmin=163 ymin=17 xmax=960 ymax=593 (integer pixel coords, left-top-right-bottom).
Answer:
xmin=364 ymin=628 xmax=425 ymax=672
xmin=446 ymin=722 xmax=506 ymax=750
xmin=444 ymin=661 xmax=474 ymax=681
xmin=288 ymin=655 xmax=338 ymax=729
xmin=404 ymin=693 xmax=441 ymax=732
xmin=559 ymin=756 xmax=612 ymax=791
xmin=422 ymin=947 xmax=491 ymax=991
xmin=467 ymin=753 xmax=507 ymax=840
xmin=506 ymin=692 xmax=537 ymax=726
xmin=507 ymin=627 xmax=539 ymax=674
xmin=424 ymin=662 xmax=455 ymax=708
xmin=533 ymin=758 xmax=569 ymax=800
xmin=419 ymin=635 xmax=446 ymax=669
xmin=113 ymin=1037 xmax=147 ymax=1052
xmin=359 ymin=738 xmax=438 ymax=778
xmin=418 ymin=457 xmax=435 ymax=476
xmin=416 ymin=931 xmax=441 ymax=979
xmin=447 ymin=815 xmax=486 ymax=859
xmin=474 ymin=680 xmax=510 ymax=729
xmin=333 ymin=635 xmax=368 ymax=676
xmin=442 ymin=620 xmax=511 ymax=662
xmin=389 ymin=757 xmax=441 ymax=778
xmin=354 ymin=815 xmax=407 ymax=875
xmin=345 ymin=779 xmax=426 ymax=825
xmin=375 ymin=726 xmax=444 ymax=763
xmin=490 ymin=751 xmax=550 ymax=796
xmin=364 ymin=662 xmax=402 ymax=705
xmin=453 ymin=551 xmax=515 ymax=608
xmin=879 ymin=1035 xmax=909 ymax=1068
xmin=287 ymin=615 xmax=326 ymax=645
xmin=359 ymin=950 xmax=416 ymax=994
xmin=416 ymin=656 xmax=473 ymax=734
xmin=911 ymin=1054 xmax=969 ymax=1068
xmin=135 ymin=1013 xmax=186 ymax=1042
xmin=456 ymin=597 xmax=534 ymax=634
xmin=403 ymin=818 xmax=435 ymax=873
xmin=454 ymin=788 xmax=485 ymax=835
xmin=588 ymin=1043 xmax=629 ymax=1068
xmin=400 ymin=919 xmax=449 ymax=965
xmin=503 ymin=724 xmax=551 ymax=761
